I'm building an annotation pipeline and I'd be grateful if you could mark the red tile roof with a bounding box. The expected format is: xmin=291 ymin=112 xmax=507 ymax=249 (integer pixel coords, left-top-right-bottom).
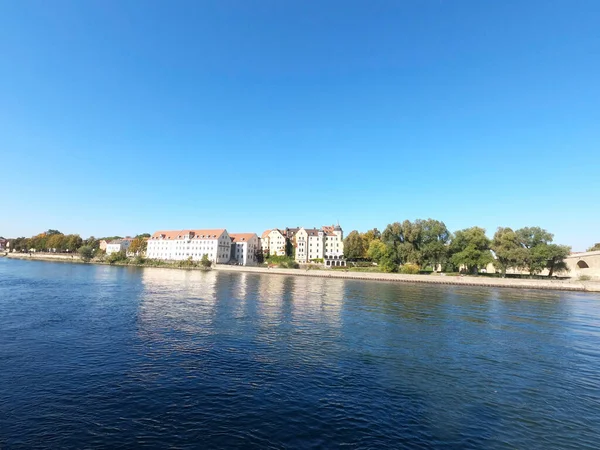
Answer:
xmin=150 ymin=229 xmax=226 ymax=240
xmin=230 ymin=233 xmax=257 ymax=243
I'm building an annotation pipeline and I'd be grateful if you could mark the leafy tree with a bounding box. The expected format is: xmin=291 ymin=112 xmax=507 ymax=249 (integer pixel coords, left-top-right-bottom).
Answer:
xmin=344 ymin=231 xmax=366 ymax=260
xmin=515 ymin=227 xmax=554 ymax=275
xmin=419 ymin=219 xmax=450 ymax=270
xmin=381 ymin=220 xmax=420 ymax=265
xmin=491 ymin=227 xmax=528 ymax=277
xmin=449 ymin=227 xmax=493 ymax=274
xmin=84 ymin=236 xmax=99 ymax=250
xmin=587 ymin=243 xmax=600 ymax=252
xmin=361 ymin=228 xmax=381 ymax=258
xmin=200 ymin=254 xmax=212 ymax=268
xmin=285 ymin=239 xmax=295 ymax=258
xmin=47 ymin=234 xmax=65 ymax=252
xmin=367 ymin=239 xmax=397 ymax=272
xmin=255 ymin=249 xmax=265 ymax=264
xmin=539 ymin=244 xmax=571 ymax=277
xmin=64 ymin=234 xmax=83 ymax=252
xmin=129 ymin=237 xmax=147 ymax=255
xmin=135 ymin=233 xmax=151 ymax=239
xmin=78 ymin=245 xmax=94 ymax=262
xmin=516 ymin=227 xmax=553 ymax=249
xmin=46 ymin=229 xmax=62 ymax=236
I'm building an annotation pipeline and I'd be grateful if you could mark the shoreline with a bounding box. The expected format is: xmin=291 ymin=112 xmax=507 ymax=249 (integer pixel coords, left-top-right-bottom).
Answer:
xmin=5 ymin=252 xmax=600 ymax=293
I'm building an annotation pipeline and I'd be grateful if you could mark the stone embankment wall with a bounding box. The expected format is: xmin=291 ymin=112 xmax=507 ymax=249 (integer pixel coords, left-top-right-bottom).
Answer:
xmin=215 ymin=265 xmax=600 ymax=293
xmin=6 ymin=252 xmax=81 ymax=262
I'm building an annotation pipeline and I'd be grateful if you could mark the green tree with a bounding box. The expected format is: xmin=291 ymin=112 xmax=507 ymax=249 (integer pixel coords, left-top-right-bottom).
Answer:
xmin=587 ymin=243 xmax=600 ymax=252
xmin=84 ymin=236 xmax=99 ymax=250
xmin=449 ymin=227 xmax=493 ymax=274
xmin=200 ymin=254 xmax=212 ymax=268
xmin=419 ymin=219 xmax=450 ymax=270
xmin=344 ymin=230 xmax=366 ymax=260
xmin=64 ymin=234 xmax=83 ymax=252
xmin=515 ymin=227 xmax=555 ymax=275
xmin=255 ymin=249 xmax=265 ymax=264
xmin=285 ymin=239 xmax=295 ymax=258
xmin=135 ymin=233 xmax=151 ymax=239
xmin=47 ymin=233 xmax=65 ymax=252
xmin=367 ymin=239 xmax=397 ymax=272
xmin=381 ymin=220 xmax=420 ymax=265
xmin=361 ymin=228 xmax=381 ymax=259
xmin=129 ymin=237 xmax=147 ymax=255
xmin=491 ymin=227 xmax=528 ymax=277
xmin=538 ymin=244 xmax=571 ymax=277
xmin=78 ymin=245 xmax=94 ymax=262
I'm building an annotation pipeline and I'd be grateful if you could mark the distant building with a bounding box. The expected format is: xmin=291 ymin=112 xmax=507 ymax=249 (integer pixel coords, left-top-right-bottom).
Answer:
xmin=322 ymin=224 xmax=345 ymax=267
xmin=288 ymin=224 xmax=346 ymax=266
xmin=146 ymin=229 xmax=231 ymax=264
xmin=99 ymin=240 xmax=109 ymax=251
xmin=0 ymin=237 xmax=7 ymax=251
xmin=106 ymin=238 xmax=132 ymax=255
xmin=230 ymin=233 xmax=260 ymax=266
xmin=261 ymin=229 xmax=287 ymax=256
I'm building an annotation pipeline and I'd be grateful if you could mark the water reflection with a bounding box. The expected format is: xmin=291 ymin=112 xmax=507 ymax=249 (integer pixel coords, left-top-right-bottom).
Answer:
xmin=2 ymin=259 xmax=600 ymax=449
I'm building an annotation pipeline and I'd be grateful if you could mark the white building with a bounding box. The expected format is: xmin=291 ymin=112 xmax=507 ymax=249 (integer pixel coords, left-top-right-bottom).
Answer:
xmin=106 ymin=238 xmax=132 ymax=255
xmin=146 ymin=229 xmax=231 ymax=264
xmin=294 ymin=225 xmax=345 ymax=266
xmin=323 ymin=225 xmax=345 ymax=267
xmin=261 ymin=229 xmax=287 ymax=256
xmin=230 ymin=233 xmax=260 ymax=266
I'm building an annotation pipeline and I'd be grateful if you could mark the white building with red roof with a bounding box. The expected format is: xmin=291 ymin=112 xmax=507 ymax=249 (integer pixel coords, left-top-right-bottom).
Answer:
xmin=261 ymin=229 xmax=287 ymax=256
xmin=146 ymin=229 xmax=231 ymax=264
xmin=230 ymin=233 xmax=260 ymax=266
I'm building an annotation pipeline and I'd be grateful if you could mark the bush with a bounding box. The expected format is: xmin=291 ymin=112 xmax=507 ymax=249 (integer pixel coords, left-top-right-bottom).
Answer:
xmin=107 ymin=250 xmax=128 ymax=264
xmin=310 ymin=258 xmax=324 ymax=263
xmin=579 ymin=275 xmax=592 ymax=281
xmin=200 ymin=254 xmax=212 ymax=268
xmin=265 ymin=255 xmax=299 ymax=268
xmin=132 ymin=255 xmax=146 ymax=265
xmin=399 ymin=263 xmax=420 ymax=274
xmin=178 ymin=256 xmax=198 ymax=268
xmin=94 ymin=249 xmax=106 ymax=262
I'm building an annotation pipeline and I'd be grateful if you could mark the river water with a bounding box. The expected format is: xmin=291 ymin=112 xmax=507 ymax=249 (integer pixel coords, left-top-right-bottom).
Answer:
xmin=1 ymin=258 xmax=599 ymax=449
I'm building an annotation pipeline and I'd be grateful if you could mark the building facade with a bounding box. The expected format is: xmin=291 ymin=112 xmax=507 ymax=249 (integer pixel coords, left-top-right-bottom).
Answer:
xmin=261 ymin=229 xmax=287 ymax=256
xmin=293 ymin=224 xmax=346 ymax=266
xmin=230 ymin=233 xmax=260 ymax=266
xmin=106 ymin=238 xmax=132 ymax=255
xmin=146 ymin=229 xmax=231 ymax=264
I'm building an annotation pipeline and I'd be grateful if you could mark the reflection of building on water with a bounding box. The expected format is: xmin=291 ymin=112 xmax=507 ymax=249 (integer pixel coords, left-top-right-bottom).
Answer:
xmin=137 ymin=268 xmax=219 ymax=344
xmin=257 ymin=274 xmax=344 ymax=324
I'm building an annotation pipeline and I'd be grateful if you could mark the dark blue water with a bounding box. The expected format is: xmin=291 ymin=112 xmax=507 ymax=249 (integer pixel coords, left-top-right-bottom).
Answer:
xmin=1 ymin=259 xmax=599 ymax=449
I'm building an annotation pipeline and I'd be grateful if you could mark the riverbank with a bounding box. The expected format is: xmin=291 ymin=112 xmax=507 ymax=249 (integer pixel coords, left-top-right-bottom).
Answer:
xmin=5 ymin=252 xmax=600 ymax=292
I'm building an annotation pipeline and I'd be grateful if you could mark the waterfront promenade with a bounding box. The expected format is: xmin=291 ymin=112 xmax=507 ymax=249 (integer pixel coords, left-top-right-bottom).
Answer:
xmin=6 ymin=252 xmax=600 ymax=293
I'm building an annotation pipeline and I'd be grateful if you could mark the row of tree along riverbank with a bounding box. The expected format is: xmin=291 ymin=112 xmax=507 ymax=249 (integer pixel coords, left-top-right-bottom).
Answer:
xmin=343 ymin=220 xmax=589 ymax=277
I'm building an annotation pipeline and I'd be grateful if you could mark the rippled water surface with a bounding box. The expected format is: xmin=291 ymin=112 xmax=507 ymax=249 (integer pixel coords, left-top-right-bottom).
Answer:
xmin=1 ymin=259 xmax=600 ymax=449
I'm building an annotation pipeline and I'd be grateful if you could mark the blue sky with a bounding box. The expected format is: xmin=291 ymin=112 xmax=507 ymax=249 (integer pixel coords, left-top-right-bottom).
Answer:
xmin=1 ymin=1 xmax=598 ymax=250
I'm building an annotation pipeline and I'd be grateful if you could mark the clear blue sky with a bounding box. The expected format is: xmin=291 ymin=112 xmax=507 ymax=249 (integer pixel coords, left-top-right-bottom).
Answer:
xmin=1 ymin=1 xmax=598 ymax=250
